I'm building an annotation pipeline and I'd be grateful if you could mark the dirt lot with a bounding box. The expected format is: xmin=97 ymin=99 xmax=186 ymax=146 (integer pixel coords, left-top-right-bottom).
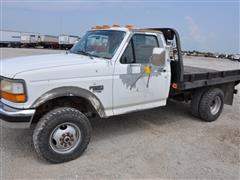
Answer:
xmin=0 ymin=48 xmax=239 ymax=179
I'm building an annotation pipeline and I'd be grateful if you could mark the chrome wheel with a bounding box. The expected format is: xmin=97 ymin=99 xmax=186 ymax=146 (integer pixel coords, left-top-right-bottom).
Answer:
xmin=210 ymin=96 xmax=221 ymax=115
xmin=49 ymin=122 xmax=81 ymax=154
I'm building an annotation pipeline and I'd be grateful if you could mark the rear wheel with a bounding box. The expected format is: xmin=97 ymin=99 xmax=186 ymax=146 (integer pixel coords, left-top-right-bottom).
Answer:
xmin=190 ymin=88 xmax=207 ymax=117
xmin=198 ymin=88 xmax=224 ymax=122
xmin=33 ymin=107 xmax=92 ymax=163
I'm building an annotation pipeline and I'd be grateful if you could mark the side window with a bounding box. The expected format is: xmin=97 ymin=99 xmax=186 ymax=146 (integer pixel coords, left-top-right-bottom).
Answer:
xmin=120 ymin=40 xmax=134 ymax=64
xmin=133 ymin=34 xmax=159 ymax=64
xmin=120 ymin=34 xmax=159 ymax=64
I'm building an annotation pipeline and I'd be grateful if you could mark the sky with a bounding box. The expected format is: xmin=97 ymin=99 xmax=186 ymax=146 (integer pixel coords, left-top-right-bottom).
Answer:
xmin=1 ymin=0 xmax=239 ymax=54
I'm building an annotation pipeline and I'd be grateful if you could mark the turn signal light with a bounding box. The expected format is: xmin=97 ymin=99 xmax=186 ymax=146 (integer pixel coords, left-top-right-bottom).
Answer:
xmin=1 ymin=91 xmax=26 ymax=103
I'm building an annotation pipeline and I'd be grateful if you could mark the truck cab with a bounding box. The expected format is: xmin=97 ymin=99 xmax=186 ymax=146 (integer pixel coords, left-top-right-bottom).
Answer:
xmin=1 ymin=26 xmax=171 ymax=119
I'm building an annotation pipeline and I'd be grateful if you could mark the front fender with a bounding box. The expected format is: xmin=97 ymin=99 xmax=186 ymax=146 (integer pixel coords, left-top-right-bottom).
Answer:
xmin=30 ymin=86 xmax=106 ymax=117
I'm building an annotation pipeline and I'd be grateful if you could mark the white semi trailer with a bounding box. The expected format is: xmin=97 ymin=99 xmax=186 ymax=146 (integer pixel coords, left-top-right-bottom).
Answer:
xmin=0 ymin=30 xmax=21 ymax=47
xmin=20 ymin=32 xmax=40 ymax=47
xmin=59 ymin=34 xmax=79 ymax=49
xmin=39 ymin=35 xmax=59 ymax=49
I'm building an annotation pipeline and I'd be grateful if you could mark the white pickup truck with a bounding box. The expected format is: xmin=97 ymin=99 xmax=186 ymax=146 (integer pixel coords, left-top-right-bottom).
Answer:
xmin=1 ymin=26 xmax=240 ymax=163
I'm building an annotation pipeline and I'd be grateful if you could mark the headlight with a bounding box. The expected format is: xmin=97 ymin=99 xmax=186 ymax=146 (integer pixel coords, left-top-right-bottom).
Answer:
xmin=0 ymin=78 xmax=27 ymax=103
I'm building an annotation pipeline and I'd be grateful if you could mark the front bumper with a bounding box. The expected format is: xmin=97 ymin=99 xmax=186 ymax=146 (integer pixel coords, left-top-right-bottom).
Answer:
xmin=0 ymin=102 xmax=35 ymax=128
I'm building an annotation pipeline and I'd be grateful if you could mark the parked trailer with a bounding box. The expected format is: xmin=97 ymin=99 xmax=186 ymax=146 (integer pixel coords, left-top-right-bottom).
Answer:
xmin=39 ymin=35 xmax=59 ymax=49
xmin=0 ymin=30 xmax=21 ymax=47
xmin=59 ymin=34 xmax=79 ymax=49
xmin=21 ymin=32 xmax=40 ymax=47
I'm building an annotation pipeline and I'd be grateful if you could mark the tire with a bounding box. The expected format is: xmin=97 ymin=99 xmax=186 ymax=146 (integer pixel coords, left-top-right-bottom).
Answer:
xmin=33 ymin=107 xmax=92 ymax=163
xmin=190 ymin=88 xmax=207 ymax=117
xmin=199 ymin=88 xmax=224 ymax=122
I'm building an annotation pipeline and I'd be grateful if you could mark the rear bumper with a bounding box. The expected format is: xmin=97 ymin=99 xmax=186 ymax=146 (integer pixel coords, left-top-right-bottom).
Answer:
xmin=0 ymin=102 xmax=35 ymax=128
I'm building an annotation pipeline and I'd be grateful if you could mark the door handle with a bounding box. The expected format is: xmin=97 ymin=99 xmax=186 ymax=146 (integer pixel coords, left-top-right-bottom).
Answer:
xmin=130 ymin=64 xmax=141 ymax=67
xmin=155 ymin=68 xmax=167 ymax=73
xmin=129 ymin=64 xmax=141 ymax=74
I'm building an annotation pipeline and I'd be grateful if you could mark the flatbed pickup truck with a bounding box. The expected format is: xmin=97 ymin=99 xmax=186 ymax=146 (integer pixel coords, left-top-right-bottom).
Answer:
xmin=1 ymin=26 xmax=240 ymax=163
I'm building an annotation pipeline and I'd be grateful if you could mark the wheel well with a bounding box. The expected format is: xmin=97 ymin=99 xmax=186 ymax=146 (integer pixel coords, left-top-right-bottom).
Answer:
xmin=32 ymin=96 xmax=98 ymax=124
xmin=188 ymin=82 xmax=235 ymax=105
xmin=171 ymin=82 xmax=236 ymax=105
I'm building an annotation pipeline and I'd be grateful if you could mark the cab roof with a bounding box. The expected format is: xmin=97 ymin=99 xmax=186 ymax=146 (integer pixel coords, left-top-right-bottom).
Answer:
xmin=91 ymin=25 xmax=163 ymax=34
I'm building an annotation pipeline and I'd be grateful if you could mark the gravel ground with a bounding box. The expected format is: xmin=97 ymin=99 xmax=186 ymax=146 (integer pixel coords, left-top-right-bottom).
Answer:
xmin=0 ymin=48 xmax=239 ymax=179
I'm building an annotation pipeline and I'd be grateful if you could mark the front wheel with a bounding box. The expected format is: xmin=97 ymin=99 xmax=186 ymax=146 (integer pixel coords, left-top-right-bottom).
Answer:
xmin=33 ymin=107 xmax=92 ymax=163
xmin=198 ymin=88 xmax=224 ymax=122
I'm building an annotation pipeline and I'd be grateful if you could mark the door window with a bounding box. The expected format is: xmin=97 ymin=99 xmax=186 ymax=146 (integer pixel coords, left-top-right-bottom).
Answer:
xmin=120 ymin=40 xmax=135 ymax=64
xmin=121 ymin=34 xmax=159 ymax=64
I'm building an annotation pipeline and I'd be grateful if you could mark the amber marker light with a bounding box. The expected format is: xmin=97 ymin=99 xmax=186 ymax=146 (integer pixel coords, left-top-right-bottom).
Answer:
xmin=1 ymin=91 xmax=26 ymax=103
xmin=0 ymin=78 xmax=27 ymax=103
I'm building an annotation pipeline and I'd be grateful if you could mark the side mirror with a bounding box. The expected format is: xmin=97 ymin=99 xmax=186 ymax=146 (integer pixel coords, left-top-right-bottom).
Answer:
xmin=150 ymin=47 xmax=166 ymax=66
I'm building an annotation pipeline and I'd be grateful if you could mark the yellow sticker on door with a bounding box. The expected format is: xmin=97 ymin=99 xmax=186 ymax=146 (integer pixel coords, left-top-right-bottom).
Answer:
xmin=144 ymin=65 xmax=152 ymax=76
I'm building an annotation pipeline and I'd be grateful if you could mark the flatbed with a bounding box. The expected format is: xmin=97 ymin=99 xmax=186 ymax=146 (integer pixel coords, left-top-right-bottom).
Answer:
xmin=183 ymin=66 xmax=217 ymax=75
xmin=180 ymin=66 xmax=240 ymax=90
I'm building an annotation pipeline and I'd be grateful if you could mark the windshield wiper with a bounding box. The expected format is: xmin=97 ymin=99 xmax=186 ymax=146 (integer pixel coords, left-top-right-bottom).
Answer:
xmin=77 ymin=50 xmax=94 ymax=59
xmin=100 ymin=56 xmax=111 ymax=60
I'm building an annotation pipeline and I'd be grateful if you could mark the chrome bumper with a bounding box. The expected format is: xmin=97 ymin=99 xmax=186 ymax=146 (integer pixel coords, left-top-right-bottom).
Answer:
xmin=0 ymin=102 xmax=36 ymax=128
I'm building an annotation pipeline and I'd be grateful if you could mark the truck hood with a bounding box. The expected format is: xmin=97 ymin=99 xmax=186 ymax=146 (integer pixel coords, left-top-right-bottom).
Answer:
xmin=1 ymin=53 xmax=97 ymax=78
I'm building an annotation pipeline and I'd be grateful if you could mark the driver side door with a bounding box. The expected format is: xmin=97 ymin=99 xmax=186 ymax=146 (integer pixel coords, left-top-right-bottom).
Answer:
xmin=113 ymin=33 xmax=170 ymax=115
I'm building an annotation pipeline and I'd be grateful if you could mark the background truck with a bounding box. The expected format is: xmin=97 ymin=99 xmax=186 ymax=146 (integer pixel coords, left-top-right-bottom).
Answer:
xmin=0 ymin=26 xmax=239 ymax=163
xmin=20 ymin=32 xmax=40 ymax=47
xmin=39 ymin=35 xmax=59 ymax=49
xmin=0 ymin=30 xmax=21 ymax=47
xmin=58 ymin=34 xmax=80 ymax=49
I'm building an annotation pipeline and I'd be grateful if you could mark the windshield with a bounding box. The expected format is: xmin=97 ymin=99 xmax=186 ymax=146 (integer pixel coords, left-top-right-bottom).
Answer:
xmin=70 ymin=30 xmax=126 ymax=59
